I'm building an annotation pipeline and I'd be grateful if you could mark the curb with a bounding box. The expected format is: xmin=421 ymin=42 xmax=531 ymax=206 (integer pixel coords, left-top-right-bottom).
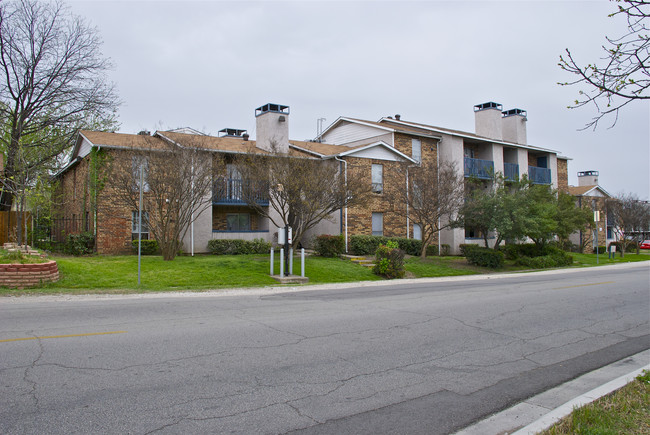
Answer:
xmin=454 ymin=349 xmax=650 ymax=435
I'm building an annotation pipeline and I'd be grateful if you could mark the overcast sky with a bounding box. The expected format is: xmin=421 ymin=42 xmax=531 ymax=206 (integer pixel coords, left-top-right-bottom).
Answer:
xmin=69 ymin=0 xmax=649 ymax=199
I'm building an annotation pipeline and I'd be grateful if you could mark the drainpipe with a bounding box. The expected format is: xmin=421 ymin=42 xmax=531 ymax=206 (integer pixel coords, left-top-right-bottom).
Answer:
xmin=334 ymin=156 xmax=348 ymax=253
xmin=406 ymin=162 xmax=419 ymax=239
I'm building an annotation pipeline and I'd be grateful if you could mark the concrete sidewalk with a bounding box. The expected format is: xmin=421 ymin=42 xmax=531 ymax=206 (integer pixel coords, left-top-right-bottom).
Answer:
xmin=454 ymin=349 xmax=650 ymax=435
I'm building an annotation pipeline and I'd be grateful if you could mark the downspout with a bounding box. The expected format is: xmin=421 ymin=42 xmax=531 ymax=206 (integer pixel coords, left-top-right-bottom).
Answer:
xmin=334 ymin=156 xmax=348 ymax=253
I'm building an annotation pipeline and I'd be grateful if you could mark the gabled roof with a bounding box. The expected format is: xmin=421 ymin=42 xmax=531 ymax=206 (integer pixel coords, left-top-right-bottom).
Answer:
xmin=320 ymin=115 xmax=560 ymax=154
xmin=568 ymin=185 xmax=612 ymax=198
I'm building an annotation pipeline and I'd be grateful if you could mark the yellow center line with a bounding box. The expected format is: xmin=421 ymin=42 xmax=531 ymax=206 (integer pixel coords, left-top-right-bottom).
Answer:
xmin=554 ymin=281 xmax=615 ymax=290
xmin=0 ymin=330 xmax=127 ymax=343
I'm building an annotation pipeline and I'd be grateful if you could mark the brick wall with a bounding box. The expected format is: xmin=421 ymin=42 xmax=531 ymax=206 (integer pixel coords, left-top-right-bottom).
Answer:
xmin=345 ymin=133 xmax=440 ymax=242
xmin=0 ymin=260 xmax=59 ymax=289
xmin=557 ymin=159 xmax=569 ymax=192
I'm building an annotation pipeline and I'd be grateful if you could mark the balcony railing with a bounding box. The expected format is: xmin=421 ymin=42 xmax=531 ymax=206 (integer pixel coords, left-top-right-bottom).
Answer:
xmin=213 ymin=178 xmax=269 ymax=205
xmin=528 ymin=166 xmax=551 ymax=185
xmin=464 ymin=157 xmax=494 ymax=180
xmin=504 ymin=162 xmax=519 ymax=181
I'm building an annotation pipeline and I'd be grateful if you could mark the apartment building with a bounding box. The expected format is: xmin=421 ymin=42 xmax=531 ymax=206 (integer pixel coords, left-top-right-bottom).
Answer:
xmin=54 ymin=102 xmax=568 ymax=255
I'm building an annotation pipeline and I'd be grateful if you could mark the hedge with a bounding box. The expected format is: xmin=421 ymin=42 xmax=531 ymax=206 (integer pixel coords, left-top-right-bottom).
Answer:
xmin=350 ymin=235 xmax=422 ymax=256
xmin=131 ymin=239 xmax=160 ymax=255
xmin=464 ymin=247 xmax=504 ymax=269
xmin=207 ymin=238 xmax=271 ymax=255
xmin=314 ymin=234 xmax=345 ymax=257
xmin=515 ymin=251 xmax=573 ymax=268
xmin=425 ymin=244 xmax=451 ymax=256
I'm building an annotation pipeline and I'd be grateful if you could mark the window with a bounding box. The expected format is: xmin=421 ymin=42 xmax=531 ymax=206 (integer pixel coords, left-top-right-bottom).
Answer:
xmin=226 ymin=164 xmax=242 ymax=200
xmin=412 ymin=138 xmax=421 ymax=162
xmin=412 ymin=182 xmax=422 ymax=209
xmin=132 ymin=211 xmax=149 ymax=240
xmin=131 ymin=156 xmax=150 ymax=192
xmin=372 ymin=212 xmax=383 ymax=236
xmin=226 ymin=213 xmax=250 ymax=231
xmin=371 ymin=164 xmax=383 ymax=194
xmin=413 ymin=223 xmax=422 ymax=240
xmin=464 ymin=148 xmax=475 ymax=159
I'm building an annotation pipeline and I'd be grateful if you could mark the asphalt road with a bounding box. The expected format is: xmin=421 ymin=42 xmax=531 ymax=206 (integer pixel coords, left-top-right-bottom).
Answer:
xmin=1 ymin=263 xmax=648 ymax=435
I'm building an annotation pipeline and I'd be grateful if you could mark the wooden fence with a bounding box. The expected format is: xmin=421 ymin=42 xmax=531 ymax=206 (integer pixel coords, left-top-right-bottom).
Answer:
xmin=0 ymin=211 xmax=32 ymax=245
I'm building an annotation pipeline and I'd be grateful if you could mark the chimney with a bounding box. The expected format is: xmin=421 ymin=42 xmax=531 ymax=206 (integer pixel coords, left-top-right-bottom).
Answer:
xmin=501 ymin=108 xmax=527 ymax=144
xmin=255 ymin=103 xmax=290 ymax=153
xmin=474 ymin=102 xmax=503 ymax=140
xmin=577 ymin=170 xmax=599 ymax=186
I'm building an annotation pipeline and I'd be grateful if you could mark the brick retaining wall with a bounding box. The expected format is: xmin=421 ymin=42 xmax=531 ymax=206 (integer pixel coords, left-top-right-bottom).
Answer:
xmin=0 ymin=260 xmax=59 ymax=289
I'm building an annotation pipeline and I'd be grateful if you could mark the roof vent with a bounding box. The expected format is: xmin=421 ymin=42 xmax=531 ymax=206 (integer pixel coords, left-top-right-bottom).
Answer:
xmin=218 ymin=128 xmax=247 ymax=138
xmin=502 ymin=108 xmax=527 ymax=118
xmin=474 ymin=102 xmax=503 ymax=112
xmin=137 ymin=130 xmax=151 ymax=136
xmin=255 ymin=103 xmax=290 ymax=117
xmin=395 ymin=114 xmax=401 ymax=120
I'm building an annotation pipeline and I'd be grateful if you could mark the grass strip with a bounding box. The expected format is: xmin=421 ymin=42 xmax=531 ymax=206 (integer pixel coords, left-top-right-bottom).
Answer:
xmin=539 ymin=370 xmax=650 ymax=435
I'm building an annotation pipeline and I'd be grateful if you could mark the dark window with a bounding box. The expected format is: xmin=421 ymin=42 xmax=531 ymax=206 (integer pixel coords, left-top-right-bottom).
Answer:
xmin=227 ymin=213 xmax=251 ymax=231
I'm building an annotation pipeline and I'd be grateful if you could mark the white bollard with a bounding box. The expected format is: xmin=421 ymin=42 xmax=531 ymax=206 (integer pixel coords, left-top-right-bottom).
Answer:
xmin=301 ymin=248 xmax=305 ymax=277
xmin=289 ymin=248 xmax=293 ymax=275
xmin=270 ymin=248 xmax=274 ymax=275
xmin=280 ymin=248 xmax=284 ymax=277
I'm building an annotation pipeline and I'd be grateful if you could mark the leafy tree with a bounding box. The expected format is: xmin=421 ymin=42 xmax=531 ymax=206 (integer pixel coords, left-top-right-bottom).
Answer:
xmin=456 ymin=174 xmax=530 ymax=249
xmin=389 ymin=160 xmax=464 ymax=258
xmin=0 ymin=0 xmax=119 ymax=221
xmin=559 ymin=0 xmax=649 ymax=129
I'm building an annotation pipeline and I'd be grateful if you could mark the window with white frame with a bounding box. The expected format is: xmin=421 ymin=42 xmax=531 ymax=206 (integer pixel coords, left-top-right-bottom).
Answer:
xmin=412 ymin=138 xmax=421 ymax=162
xmin=226 ymin=164 xmax=242 ymax=200
xmin=413 ymin=223 xmax=422 ymax=240
xmin=372 ymin=212 xmax=383 ymax=236
xmin=226 ymin=213 xmax=251 ymax=231
xmin=371 ymin=164 xmax=383 ymax=194
xmin=132 ymin=211 xmax=149 ymax=240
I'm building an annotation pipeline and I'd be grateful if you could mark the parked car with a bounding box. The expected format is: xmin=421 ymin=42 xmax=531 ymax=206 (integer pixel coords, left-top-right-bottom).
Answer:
xmin=639 ymin=240 xmax=650 ymax=250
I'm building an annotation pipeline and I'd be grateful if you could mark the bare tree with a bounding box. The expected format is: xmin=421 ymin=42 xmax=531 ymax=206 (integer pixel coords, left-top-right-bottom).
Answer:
xmin=235 ymin=145 xmax=372 ymax=248
xmin=559 ymin=0 xmax=649 ymax=129
xmin=606 ymin=192 xmax=650 ymax=255
xmin=111 ymin=138 xmax=214 ymax=260
xmin=0 ymin=0 xmax=119 ymax=221
xmin=389 ymin=160 xmax=464 ymax=258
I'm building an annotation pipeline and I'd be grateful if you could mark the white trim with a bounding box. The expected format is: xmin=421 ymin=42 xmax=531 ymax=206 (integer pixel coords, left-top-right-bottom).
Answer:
xmin=378 ymin=117 xmax=560 ymax=154
xmin=336 ymin=141 xmax=417 ymax=163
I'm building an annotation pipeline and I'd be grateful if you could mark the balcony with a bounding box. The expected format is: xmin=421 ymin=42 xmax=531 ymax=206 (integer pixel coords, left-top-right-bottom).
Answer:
xmin=464 ymin=157 xmax=494 ymax=180
xmin=528 ymin=166 xmax=551 ymax=185
xmin=213 ymin=178 xmax=269 ymax=205
xmin=504 ymin=162 xmax=519 ymax=181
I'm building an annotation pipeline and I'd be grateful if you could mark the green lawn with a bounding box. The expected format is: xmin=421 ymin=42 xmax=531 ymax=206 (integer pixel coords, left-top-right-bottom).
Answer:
xmin=571 ymin=251 xmax=650 ymax=267
xmin=539 ymin=370 xmax=650 ymax=434
xmin=0 ymin=254 xmax=381 ymax=295
xmin=0 ymin=251 xmax=647 ymax=296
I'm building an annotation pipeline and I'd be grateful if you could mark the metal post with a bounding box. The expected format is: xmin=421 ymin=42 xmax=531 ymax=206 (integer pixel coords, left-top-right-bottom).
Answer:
xmin=138 ymin=162 xmax=144 ymax=286
xmin=289 ymin=248 xmax=293 ymax=275
xmin=270 ymin=248 xmax=274 ymax=276
xmin=301 ymin=248 xmax=305 ymax=277
xmin=280 ymin=248 xmax=284 ymax=277
xmin=284 ymin=226 xmax=289 ymax=276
